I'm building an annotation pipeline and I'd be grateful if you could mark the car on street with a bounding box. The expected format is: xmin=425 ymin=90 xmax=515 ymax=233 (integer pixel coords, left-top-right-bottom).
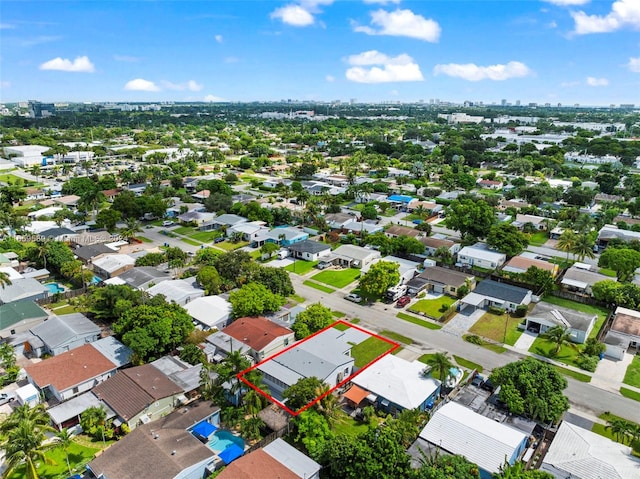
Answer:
xmin=0 ymin=393 xmax=15 ymax=406
xmin=345 ymin=293 xmax=363 ymax=303
xmin=214 ymin=237 xmax=225 ymax=244
xmin=162 ymin=220 xmax=174 ymax=227
xmin=396 ymin=295 xmax=411 ymax=308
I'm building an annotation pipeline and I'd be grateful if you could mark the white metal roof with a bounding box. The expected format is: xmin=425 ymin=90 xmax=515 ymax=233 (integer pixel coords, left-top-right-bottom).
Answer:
xmin=183 ymin=295 xmax=231 ymax=328
xmin=263 ymin=438 xmax=321 ymax=478
xmin=419 ymin=401 xmax=527 ymax=474
xmin=351 ymin=355 xmax=440 ymax=410
xmin=541 ymin=421 xmax=640 ymax=479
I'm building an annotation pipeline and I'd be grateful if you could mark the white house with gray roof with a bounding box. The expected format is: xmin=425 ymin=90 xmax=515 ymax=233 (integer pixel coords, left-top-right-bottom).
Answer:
xmin=524 ymin=302 xmax=596 ymax=344
xmin=147 ymin=278 xmax=204 ymax=306
xmin=460 ymin=279 xmax=532 ymax=312
xmin=25 ymin=313 xmax=101 ymax=357
xmin=287 ymin=240 xmax=332 ymax=262
xmin=318 ymin=244 xmax=381 ymax=270
xmin=457 ymin=244 xmax=506 ymax=270
xmin=0 ymin=278 xmax=47 ymax=304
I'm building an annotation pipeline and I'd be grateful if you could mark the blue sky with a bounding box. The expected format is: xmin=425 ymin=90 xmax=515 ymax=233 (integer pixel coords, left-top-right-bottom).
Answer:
xmin=1 ymin=0 xmax=639 ymax=105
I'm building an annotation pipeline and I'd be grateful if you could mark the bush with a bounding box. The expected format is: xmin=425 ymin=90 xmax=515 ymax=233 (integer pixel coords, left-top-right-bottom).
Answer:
xmin=583 ymin=338 xmax=606 ymax=357
xmin=488 ymin=306 xmax=506 ymax=315
xmin=513 ymin=304 xmax=528 ymax=318
xmin=438 ymin=304 xmax=449 ymax=313
xmin=465 ymin=334 xmax=484 ymax=345
xmin=576 ymin=354 xmax=599 ymax=372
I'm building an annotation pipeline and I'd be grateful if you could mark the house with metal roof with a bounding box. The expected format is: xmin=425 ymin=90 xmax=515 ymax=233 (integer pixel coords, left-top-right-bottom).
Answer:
xmin=116 ymin=266 xmax=172 ymax=291
xmin=364 ymin=255 xmax=421 ymax=285
xmin=560 ymin=264 xmax=614 ymax=296
xmin=524 ymin=302 xmax=596 ymax=344
xmin=0 ymin=301 xmax=49 ymax=338
xmin=147 ymin=278 xmax=204 ymax=306
xmin=457 ymin=244 xmax=507 ymax=270
xmin=287 ymin=240 xmax=332 ymax=262
xmin=318 ymin=244 xmax=381 ymax=270
xmin=25 ymin=313 xmax=101 ymax=357
xmin=0 ymin=277 xmax=48 ymax=304
xmin=227 ymin=221 xmax=269 ymax=242
xmin=417 ymin=401 xmax=529 ymax=477
xmin=541 ymin=420 xmax=640 ymax=479
xmin=211 ymin=213 xmax=248 ymax=229
xmin=460 ymin=279 xmax=532 ymax=312
xmin=92 ymin=253 xmax=135 ymax=279
xmin=183 ymin=295 xmax=232 ymax=331
xmin=349 ymin=355 xmax=440 ymax=414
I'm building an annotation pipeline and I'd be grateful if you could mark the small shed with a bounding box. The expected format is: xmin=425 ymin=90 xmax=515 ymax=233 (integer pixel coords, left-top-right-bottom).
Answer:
xmin=16 ymin=383 xmax=40 ymax=407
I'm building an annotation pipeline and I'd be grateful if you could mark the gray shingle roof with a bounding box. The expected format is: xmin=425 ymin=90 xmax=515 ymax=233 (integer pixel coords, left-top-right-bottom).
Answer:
xmin=30 ymin=313 xmax=100 ymax=349
xmin=473 ymin=279 xmax=531 ymax=304
xmin=288 ymin=240 xmax=331 ymax=254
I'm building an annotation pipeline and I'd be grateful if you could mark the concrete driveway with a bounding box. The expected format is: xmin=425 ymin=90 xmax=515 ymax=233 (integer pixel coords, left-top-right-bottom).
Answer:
xmin=591 ymin=352 xmax=635 ymax=392
xmin=442 ymin=308 xmax=485 ymax=337
xmin=513 ymin=331 xmax=538 ymax=351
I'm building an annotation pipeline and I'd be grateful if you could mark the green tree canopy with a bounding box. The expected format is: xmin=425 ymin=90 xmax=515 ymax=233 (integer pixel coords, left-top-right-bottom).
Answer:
xmin=229 ymin=282 xmax=286 ymax=319
xmin=486 ymin=223 xmax=529 ymax=257
xmin=291 ymin=303 xmax=334 ymax=339
xmin=196 ymin=266 xmax=222 ymax=295
xmin=359 ymin=260 xmax=400 ymax=299
xmin=445 ymin=198 xmax=496 ymax=241
xmin=598 ymin=247 xmax=640 ymax=282
xmin=283 ymin=377 xmax=326 ymax=411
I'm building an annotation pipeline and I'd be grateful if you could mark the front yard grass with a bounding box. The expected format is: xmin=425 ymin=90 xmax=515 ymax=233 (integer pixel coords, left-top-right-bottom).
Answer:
xmin=311 ymin=268 xmax=361 ymax=288
xmin=599 ymin=268 xmax=617 ymax=278
xmin=380 ymin=330 xmax=413 ymax=345
xmin=452 ymin=355 xmax=484 ymax=373
xmin=303 ymin=280 xmax=335 ymax=294
xmin=396 ymin=312 xmax=442 ymax=330
xmin=620 ymin=386 xmax=640 ymax=402
xmin=7 ymin=440 xmax=100 ymax=479
xmin=463 ymin=334 xmax=507 ymax=354
xmin=552 ymin=364 xmax=591 ymax=382
xmin=215 ymin=240 xmax=249 ymax=251
xmin=408 ymin=296 xmax=456 ymax=319
xmin=284 ymin=260 xmax=318 ymax=275
xmin=331 ymin=410 xmax=377 ymax=436
xmin=527 ymin=231 xmax=549 ymax=246
xmin=350 ymin=336 xmax=396 ymax=367
xmin=174 ymin=226 xmax=196 ymax=235
xmin=136 ymin=236 xmax=153 ymax=243
xmin=541 ymin=296 xmax=609 ymax=340
xmin=469 ymin=312 xmax=523 ymax=346
xmin=623 ymin=355 xmax=640 ymax=388
xmin=189 ymin=230 xmax=220 ymax=242
xmin=182 ymin=238 xmax=200 ymax=246
xmin=334 ymin=322 xmax=350 ymax=331
xmin=529 ymin=337 xmax=582 ymax=368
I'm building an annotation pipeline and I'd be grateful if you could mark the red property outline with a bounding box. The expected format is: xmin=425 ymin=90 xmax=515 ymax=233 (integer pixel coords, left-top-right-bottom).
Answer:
xmin=237 ymin=320 xmax=400 ymax=416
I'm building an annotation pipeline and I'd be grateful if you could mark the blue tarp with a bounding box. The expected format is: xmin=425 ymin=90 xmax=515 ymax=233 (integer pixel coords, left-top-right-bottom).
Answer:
xmin=218 ymin=444 xmax=244 ymax=464
xmin=192 ymin=421 xmax=217 ymax=440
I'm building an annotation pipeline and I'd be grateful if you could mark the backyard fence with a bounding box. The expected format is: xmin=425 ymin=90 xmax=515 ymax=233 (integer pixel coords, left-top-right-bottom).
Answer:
xmin=35 ymin=288 xmax=85 ymax=305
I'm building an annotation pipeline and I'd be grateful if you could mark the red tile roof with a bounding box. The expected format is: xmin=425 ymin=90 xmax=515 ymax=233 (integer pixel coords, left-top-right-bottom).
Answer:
xmin=25 ymin=344 xmax=117 ymax=392
xmin=223 ymin=317 xmax=293 ymax=352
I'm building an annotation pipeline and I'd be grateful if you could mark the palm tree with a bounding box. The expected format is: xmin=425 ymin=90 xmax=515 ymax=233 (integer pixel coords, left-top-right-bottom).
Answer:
xmin=79 ymin=187 xmax=105 ymax=220
xmin=426 ymin=352 xmax=454 ymax=384
xmin=315 ymin=384 xmax=341 ymax=424
xmin=120 ymin=218 xmax=142 ymax=242
xmin=33 ymin=241 xmax=49 ymax=270
xmin=0 ymin=270 xmax=12 ymax=289
xmin=605 ymin=417 xmax=630 ymax=443
xmin=540 ymin=325 xmax=574 ymax=355
xmin=55 ymin=429 xmax=74 ymax=476
xmin=557 ymin=229 xmax=577 ymax=261
xmin=0 ymin=404 xmax=51 ymax=434
xmin=572 ymin=233 xmax=596 ymax=262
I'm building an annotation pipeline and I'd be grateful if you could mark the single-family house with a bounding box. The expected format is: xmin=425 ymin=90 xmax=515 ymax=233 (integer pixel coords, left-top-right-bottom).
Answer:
xmin=348 ymin=355 xmax=440 ymax=414
xmin=192 ymin=189 xmax=210 ymax=201
xmin=24 ymin=342 xmax=123 ymax=403
xmin=184 ymin=295 xmax=232 ymax=331
xmin=387 ymin=194 xmax=417 ymax=211
xmin=513 ymin=214 xmax=548 ymax=231
xmin=47 ymin=390 xmax=116 ymax=431
xmin=365 ymin=256 xmax=420 ymax=285
xmin=73 ymin=243 xmax=117 ymax=265
xmin=87 ymin=401 xmax=222 ymax=479
xmin=124 ymin=182 xmax=147 ymax=196
xmin=0 ymin=301 xmax=49 ymax=339
xmin=341 ymin=219 xmax=384 ymax=235
xmin=354 ymin=191 xmax=388 ymax=204
xmin=603 ymin=306 xmax=640 ymax=360
xmin=216 ymin=438 xmax=321 ymax=479
xmin=384 ymin=225 xmax=423 ymax=239
xmin=287 ymin=240 xmax=332 ymax=262
xmin=460 ymin=279 xmax=532 ymax=312
xmin=405 ymin=266 xmax=475 ymax=296
xmin=101 ymin=189 xmax=121 ymax=202
xmin=220 ymin=316 xmax=295 ymax=363
xmin=0 ymin=278 xmax=48 ymax=304
xmin=597 ymin=224 xmax=640 ymax=249
xmin=541 ymin=420 xmax=640 ymax=479
xmin=25 ymin=313 xmax=101 ymax=357
xmin=524 ymin=302 xmax=596 ymax=344
xmin=116 ymin=266 xmax=172 ymax=291
xmin=152 ymin=356 xmax=203 ymax=397
xmin=92 ymin=253 xmax=135 ymax=279
xmin=323 ymin=213 xmax=353 ymax=230
xmin=561 ymin=264 xmax=614 ymax=296
xmin=258 ymin=327 xmax=358 ymax=401
xmin=318 ymin=244 xmax=381 ymax=270
xmin=457 ymin=245 xmax=507 ymax=270
xmin=178 ymin=211 xmax=216 ymax=228
xmin=227 ymin=221 xmax=269 ymax=242
xmin=421 ymin=237 xmax=460 ymax=257
xmin=502 ymin=255 xmax=559 ymax=277
xmin=37 ymin=226 xmax=77 ymax=241
xmin=417 ymin=401 xmax=529 ymax=477
xmin=92 ymin=363 xmax=185 ymax=430
xmin=406 ymin=201 xmax=442 ymax=216
xmin=147 ymin=279 xmax=204 ymax=306
xmin=263 ymin=227 xmax=309 ymax=247
xmin=211 ymin=214 xmax=248 ymax=230
xmin=476 ymin=179 xmax=504 ymax=190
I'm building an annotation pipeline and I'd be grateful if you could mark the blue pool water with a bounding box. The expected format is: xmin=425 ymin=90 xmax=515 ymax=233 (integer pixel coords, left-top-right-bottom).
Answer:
xmin=91 ymin=275 xmax=102 ymax=285
xmin=449 ymin=367 xmax=461 ymax=376
xmin=45 ymin=283 xmax=65 ymax=294
xmin=208 ymin=430 xmax=245 ymax=453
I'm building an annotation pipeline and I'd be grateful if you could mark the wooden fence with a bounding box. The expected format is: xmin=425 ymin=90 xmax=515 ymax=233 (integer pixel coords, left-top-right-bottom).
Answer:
xmin=35 ymin=287 xmax=85 ymax=305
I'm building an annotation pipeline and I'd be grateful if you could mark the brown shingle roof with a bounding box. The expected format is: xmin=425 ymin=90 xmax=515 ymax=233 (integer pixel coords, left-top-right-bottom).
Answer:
xmin=25 ymin=344 xmax=116 ymax=392
xmin=386 ymin=225 xmax=421 ymax=237
xmin=420 ymin=237 xmax=455 ymax=249
xmin=92 ymin=364 xmax=182 ymax=421
xmin=217 ymin=449 xmax=298 ymax=479
xmin=223 ymin=317 xmax=293 ymax=352
xmin=611 ymin=313 xmax=640 ymax=337
xmin=504 ymin=256 xmax=557 ymax=273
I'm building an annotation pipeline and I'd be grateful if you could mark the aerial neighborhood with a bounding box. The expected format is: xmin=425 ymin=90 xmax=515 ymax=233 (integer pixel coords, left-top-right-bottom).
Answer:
xmin=0 ymin=101 xmax=639 ymax=479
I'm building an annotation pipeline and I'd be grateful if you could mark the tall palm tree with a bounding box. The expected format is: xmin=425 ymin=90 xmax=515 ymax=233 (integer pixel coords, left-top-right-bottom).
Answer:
xmin=557 ymin=229 xmax=577 ymax=261
xmin=572 ymin=233 xmax=596 ymax=262
xmin=79 ymin=187 xmax=105 ymax=220
xmin=120 ymin=217 xmax=142 ymax=242
xmin=426 ymin=352 xmax=454 ymax=384
xmin=540 ymin=325 xmax=574 ymax=355
xmin=55 ymin=429 xmax=74 ymax=476
xmin=605 ymin=418 xmax=630 ymax=443
xmin=0 ymin=270 xmax=12 ymax=289
xmin=33 ymin=241 xmax=49 ymax=270
xmin=0 ymin=404 xmax=51 ymax=434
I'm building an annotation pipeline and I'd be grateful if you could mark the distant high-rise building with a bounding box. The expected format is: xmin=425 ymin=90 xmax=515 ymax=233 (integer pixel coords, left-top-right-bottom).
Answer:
xmin=349 ymin=98 xmax=357 ymax=105
xmin=28 ymin=101 xmax=56 ymax=119
xmin=574 ymin=103 xmax=580 ymax=108
xmin=528 ymin=102 xmax=537 ymax=107
xmin=545 ymin=103 xmax=551 ymax=107
xmin=501 ymin=99 xmax=507 ymax=106
xmin=515 ymin=100 xmax=521 ymax=106
xmin=620 ymin=104 xmax=635 ymax=108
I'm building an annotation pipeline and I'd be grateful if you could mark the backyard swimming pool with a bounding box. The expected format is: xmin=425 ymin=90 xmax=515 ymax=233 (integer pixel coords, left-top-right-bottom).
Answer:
xmin=207 ymin=430 xmax=245 ymax=453
xmin=44 ymin=282 xmax=65 ymax=294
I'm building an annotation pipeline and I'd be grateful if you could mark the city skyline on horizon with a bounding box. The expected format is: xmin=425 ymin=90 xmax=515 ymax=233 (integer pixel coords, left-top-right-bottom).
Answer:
xmin=1 ymin=0 xmax=639 ymax=106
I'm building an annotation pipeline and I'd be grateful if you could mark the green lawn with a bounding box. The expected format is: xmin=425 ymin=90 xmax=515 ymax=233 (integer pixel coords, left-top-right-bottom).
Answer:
xmin=136 ymin=236 xmax=153 ymax=243
xmin=620 ymin=386 xmax=640 ymax=402
xmin=552 ymin=364 xmax=591 ymax=382
xmin=288 ymin=294 xmax=306 ymax=304
xmin=418 ymin=353 xmax=438 ymax=364
xmin=303 ymin=280 xmax=335 ymax=293
xmin=396 ymin=312 xmax=442 ymax=330
xmin=215 ymin=240 xmax=249 ymax=251
xmin=7 ymin=441 xmax=100 ymax=479
xmin=541 ymin=297 xmax=609 ymax=340
xmin=452 ymin=355 xmax=484 ymax=373
xmin=463 ymin=334 xmax=507 ymax=354
xmin=284 ymin=260 xmax=318 ymax=275
xmin=331 ymin=410 xmax=376 ymax=436
xmin=350 ymin=336 xmax=396 ymax=367
xmin=469 ymin=312 xmax=523 ymax=346
xmin=52 ymin=305 xmax=80 ymax=315
xmin=174 ymin=226 xmax=196 ymax=235
xmin=409 ymin=296 xmax=456 ymax=319
xmin=529 ymin=337 xmax=582 ymax=367
xmin=182 ymin=238 xmax=200 ymax=246
xmin=332 ymin=310 xmax=345 ymax=317
xmin=527 ymin=231 xmax=549 ymax=246
xmin=334 ymin=322 xmax=350 ymax=331
xmin=189 ymin=231 xmax=220 ymax=242
xmin=350 ymin=318 xmax=361 ymax=324
xmin=599 ymin=268 xmax=617 ymax=278
xmin=380 ymin=330 xmax=413 ymax=344
xmin=311 ymin=268 xmax=361 ymax=288
xmin=623 ymin=355 xmax=640 ymax=388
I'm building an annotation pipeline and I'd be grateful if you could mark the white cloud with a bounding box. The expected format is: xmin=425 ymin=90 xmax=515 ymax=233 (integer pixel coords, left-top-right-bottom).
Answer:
xmin=225 ymin=56 xmax=240 ymax=63
xmin=204 ymin=94 xmax=225 ymax=102
xmin=353 ymin=8 xmax=441 ymax=42
xmin=113 ymin=54 xmax=140 ymax=63
xmin=271 ymin=4 xmax=315 ymax=26
xmin=0 ymin=23 xmax=15 ymax=29
xmin=0 ymin=81 xmax=11 ymax=89
xmin=628 ymin=57 xmax=640 ymax=72
xmin=215 ymin=34 xmax=223 ymax=43
xmin=124 ymin=78 xmax=161 ymax=92
xmin=572 ymin=0 xmax=640 ymax=34
xmin=39 ymin=55 xmax=94 ymax=72
xmin=345 ymin=50 xmax=424 ymax=83
xmin=586 ymin=76 xmax=609 ymax=86
xmin=433 ymin=61 xmax=532 ymax=81
xmin=543 ymin=0 xmax=590 ymax=5
xmin=325 ymin=75 xmax=335 ymax=82
xmin=160 ymin=80 xmax=203 ymax=91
